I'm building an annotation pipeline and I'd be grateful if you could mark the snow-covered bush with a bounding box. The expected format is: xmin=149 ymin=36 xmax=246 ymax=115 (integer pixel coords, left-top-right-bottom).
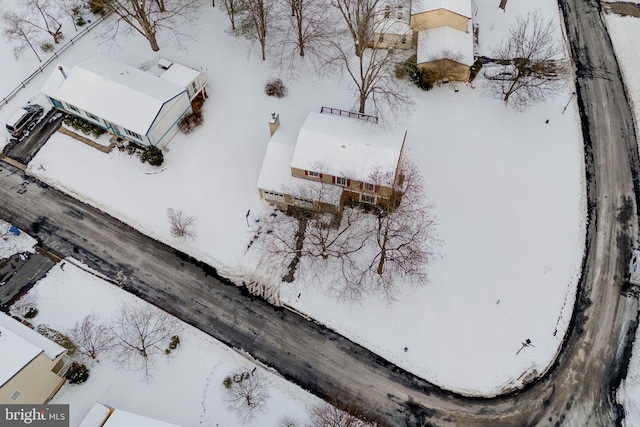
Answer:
xmin=265 ymin=79 xmax=286 ymax=98
xmin=140 ymin=146 xmax=164 ymax=166
xmin=66 ymin=362 xmax=90 ymax=384
xmin=178 ymin=111 xmax=204 ymax=134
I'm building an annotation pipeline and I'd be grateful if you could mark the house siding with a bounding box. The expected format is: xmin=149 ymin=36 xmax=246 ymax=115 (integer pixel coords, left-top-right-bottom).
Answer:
xmin=0 ymin=352 xmax=67 ymax=404
xmin=410 ymin=9 xmax=469 ymax=32
xmin=373 ymin=32 xmax=412 ymax=49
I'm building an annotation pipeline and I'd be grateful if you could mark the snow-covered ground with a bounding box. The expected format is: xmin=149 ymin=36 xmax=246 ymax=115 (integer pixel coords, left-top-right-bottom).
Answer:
xmin=0 ymin=220 xmax=37 ymax=260
xmin=604 ymin=8 xmax=640 ymax=426
xmin=0 ymin=0 xmax=586 ymax=396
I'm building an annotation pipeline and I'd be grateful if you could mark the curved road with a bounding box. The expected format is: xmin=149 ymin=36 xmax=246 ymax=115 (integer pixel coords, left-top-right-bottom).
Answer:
xmin=0 ymin=0 xmax=639 ymax=425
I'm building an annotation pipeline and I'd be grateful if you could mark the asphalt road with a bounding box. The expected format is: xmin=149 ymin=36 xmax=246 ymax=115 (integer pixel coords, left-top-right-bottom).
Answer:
xmin=0 ymin=252 xmax=54 ymax=307
xmin=0 ymin=0 xmax=639 ymax=425
xmin=3 ymin=109 xmax=65 ymax=165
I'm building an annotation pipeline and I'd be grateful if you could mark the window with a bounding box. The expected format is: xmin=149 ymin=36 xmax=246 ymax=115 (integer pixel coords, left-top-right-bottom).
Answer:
xmin=378 ymin=35 xmax=384 ymax=43
xmin=191 ymin=81 xmax=198 ymax=94
xmin=66 ymin=103 xmax=79 ymax=113
xmin=384 ymin=5 xmax=390 ymax=18
xmin=293 ymin=197 xmax=314 ymax=209
xmin=363 ymin=182 xmax=375 ymax=192
xmin=397 ymin=7 xmax=403 ymax=19
xmin=9 ymin=390 xmax=21 ymax=401
xmin=336 ymin=177 xmax=347 ymax=186
xmin=86 ymin=112 xmax=100 ymax=122
xmin=401 ymin=36 xmax=407 ymax=44
xmin=308 ymin=171 xmax=319 ymax=178
xmin=360 ymin=194 xmax=376 ymax=204
xmin=124 ymin=129 xmax=142 ymax=140
xmin=263 ymin=191 xmax=285 ymax=202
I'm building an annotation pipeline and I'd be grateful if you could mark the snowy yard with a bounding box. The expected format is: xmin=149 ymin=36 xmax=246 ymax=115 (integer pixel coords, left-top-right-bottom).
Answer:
xmin=15 ymin=260 xmax=323 ymax=426
xmin=0 ymin=0 xmax=586 ymax=398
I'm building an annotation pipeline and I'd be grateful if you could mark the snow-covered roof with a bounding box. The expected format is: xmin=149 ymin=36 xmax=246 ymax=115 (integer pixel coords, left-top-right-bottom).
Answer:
xmin=290 ymin=112 xmax=405 ymax=183
xmin=160 ymin=63 xmax=204 ymax=88
xmin=41 ymin=55 xmax=187 ymax=135
xmin=0 ymin=313 xmax=66 ymax=387
xmin=412 ymin=0 xmax=472 ymax=18
xmin=103 ymin=409 xmax=181 ymax=427
xmin=78 ymin=403 xmax=112 ymax=427
xmin=417 ymin=28 xmax=474 ymax=66
xmin=256 ymin=120 xmax=342 ymax=205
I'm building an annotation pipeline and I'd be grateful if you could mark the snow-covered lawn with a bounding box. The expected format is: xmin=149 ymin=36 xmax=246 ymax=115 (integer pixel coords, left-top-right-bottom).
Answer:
xmin=22 ymin=261 xmax=322 ymax=427
xmin=604 ymin=9 xmax=640 ymax=426
xmin=1 ymin=0 xmax=585 ymax=396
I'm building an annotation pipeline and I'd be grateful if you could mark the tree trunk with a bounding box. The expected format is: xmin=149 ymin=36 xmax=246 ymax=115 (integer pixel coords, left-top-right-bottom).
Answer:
xmin=212 ymin=0 xmax=215 ymax=6
xmin=376 ymin=251 xmax=385 ymax=275
xmin=358 ymin=95 xmax=366 ymax=114
xmin=146 ymin=31 xmax=160 ymax=51
xmin=28 ymin=38 xmax=42 ymax=62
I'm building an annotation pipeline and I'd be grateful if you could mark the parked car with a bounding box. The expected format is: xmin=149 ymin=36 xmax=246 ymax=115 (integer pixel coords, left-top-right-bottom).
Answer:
xmin=5 ymin=104 xmax=44 ymax=139
xmin=483 ymin=65 xmax=518 ymax=81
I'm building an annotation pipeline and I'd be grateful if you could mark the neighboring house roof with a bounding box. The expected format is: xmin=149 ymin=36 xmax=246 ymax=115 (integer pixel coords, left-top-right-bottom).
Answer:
xmin=290 ymin=112 xmax=405 ymax=183
xmin=79 ymin=403 xmax=181 ymax=427
xmin=0 ymin=313 xmax=65 ymax=388
xmin=256 ymin=121 xmax=342 ymax=206
xmin=417 ymin=28 xmax=474 ymax=66
xmin=41 ymin=55 xmax=188 ymax=136
xmin=412 ymin=0 xmax=472 ymax=18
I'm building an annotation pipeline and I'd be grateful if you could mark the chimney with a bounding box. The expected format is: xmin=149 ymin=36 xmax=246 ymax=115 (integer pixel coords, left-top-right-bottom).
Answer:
xmin=269 ymin=112 xmax=280 ymax=136
xmin=58 ymin=65 xmax=67 ymax=79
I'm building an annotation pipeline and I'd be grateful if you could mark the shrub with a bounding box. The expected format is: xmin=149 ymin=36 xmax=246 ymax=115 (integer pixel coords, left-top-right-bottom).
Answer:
xmin=88 ymin=1 xmax=107 ymax=15
xmin=169 ymin=335 xmax=180 ymax=350
xmin=66 ymin=362 xmax=89 ymax=384
xmin=178 ymin=112 xmax=204 ymax=134
xmin=140 ymin=146 xmax=164 ymax=166
xmin=395 ymin=55 xmax=417 ymax=79
xmin=23 ymin=306 xmax=38 ymax=319
xmin=223 ymin=376 xmax=233 ymax=389
xmin=63 ymin=115 xmax=106 ymax=138
xmin=76 ymin=16 xmax=87 ymax=27
xmin=469 ymin=58 xmax=483 ymax=81
xmin=265 ymin=78 xmax=286 ymax=98
xmin=36 ymin=325 xmax=77 ymax=356
xmin=40 ymin=42 xmax=55 ymax=53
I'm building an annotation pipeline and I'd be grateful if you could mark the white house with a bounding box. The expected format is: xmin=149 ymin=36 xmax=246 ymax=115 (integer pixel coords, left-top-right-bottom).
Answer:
xmin=257 ymin=110 xmax=406 ymax=213
xmin=41 ymin=55 xmax=209 ymax=148
xmin=0 ymin=313 xmax=69 ymax=404
xmin=79 ymin=403 xmax=181 ymax=427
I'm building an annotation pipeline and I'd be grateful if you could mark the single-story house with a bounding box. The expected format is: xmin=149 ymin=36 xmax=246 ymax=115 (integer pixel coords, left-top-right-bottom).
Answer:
xmin=79 ymin=403 xmax=181 ymax=427
xmin=416 ymin=27 xmax=474 ymax=81
xmin=0 ymin=313 xmax=70 ymax=404
xmin=410 ymin=0 xmax=472 ymax=32
xmin=373 ymin=3 xmax=413 ymax=50
xmin=257 ymin=109 xmax=407 ymax=213
xmin=41 ymin=55 xmax=209 ymax=148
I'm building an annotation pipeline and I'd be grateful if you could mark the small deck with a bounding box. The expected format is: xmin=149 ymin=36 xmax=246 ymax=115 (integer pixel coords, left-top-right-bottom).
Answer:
xmin=319 ymin=106 xmax=378 ymax=124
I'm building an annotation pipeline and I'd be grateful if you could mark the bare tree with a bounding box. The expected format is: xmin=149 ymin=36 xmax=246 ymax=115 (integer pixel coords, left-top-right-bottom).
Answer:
xmin=221 ymin=0 xmax=242 ymax=30
xmin=167 ymin=208 xmax=196 ymax=239
xmin=2 ymin=11 xmax=42 ymax=62
xmin=92 ymin=0 xmax=199 ymax=51
xmin=363 ymin=158 xmax=441 ymax=300
xmin=224 ymin=369 xmax=270 ymax=423
xmin=323 ymin=0 xmax=411 ymax=116
xmin=306 ymin=393 xmax=375 ymax=427
xmin=237 ymin=0 xmax=275 ymax=60
xmin=271 ymin=0 xmax=333 ymax=68
xmin=27 ymin=0 xmax=63 ymax=43
xmin=110 ymin=304 xmax=182 ymax=376
xmin=486 ymin=9 xmax=566 ymax=111
xmin=54 ymin=0 xmax=84 ymax=32
xmin=67 ymin=314 xmax=113 ymax=361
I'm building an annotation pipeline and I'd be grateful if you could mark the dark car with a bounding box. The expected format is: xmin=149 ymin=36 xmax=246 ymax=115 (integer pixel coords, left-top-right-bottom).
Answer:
xmin=6 ymin=104 xmax=44 ymax=139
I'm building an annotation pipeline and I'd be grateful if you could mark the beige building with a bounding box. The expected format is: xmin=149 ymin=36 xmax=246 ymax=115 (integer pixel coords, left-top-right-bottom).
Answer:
xmin=410 ymin=0 xmax=475 ymax=82
xmin=0 ymin=313 xmax=69 ymax=404
xmin=373 ymin=4 xmax=413 ymax=50
xmin=257 ymin=109 xmax=407 ymax=214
